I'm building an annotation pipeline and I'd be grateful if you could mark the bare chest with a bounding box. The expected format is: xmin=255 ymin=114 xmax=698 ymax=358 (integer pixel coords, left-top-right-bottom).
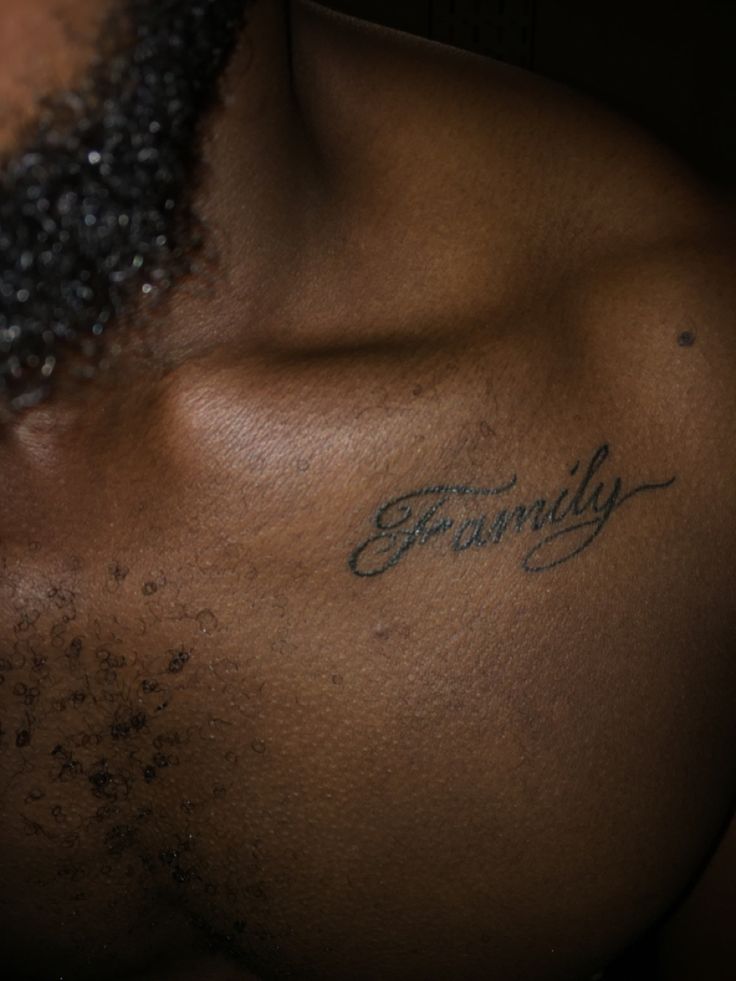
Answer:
xmin=1 ymin=349 xmax=734 ymax=980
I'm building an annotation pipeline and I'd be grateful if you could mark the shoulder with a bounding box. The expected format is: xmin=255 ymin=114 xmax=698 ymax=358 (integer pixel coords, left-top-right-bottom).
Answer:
xmin=298 ymin=1 xmax=733 ymax=328
xmin=652 ymin=809 xmax=736 ymax=979
xmin=295 ymin=8 xmax=736 ymax=481
xmin=307 ymin=2 xmax=736 ymax=404
xmin=299 ymin=0 xmax=736 ymax=516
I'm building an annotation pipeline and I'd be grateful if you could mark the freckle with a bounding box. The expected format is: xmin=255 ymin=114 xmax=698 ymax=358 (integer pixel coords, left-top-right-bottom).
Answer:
xmin=143 ymin=766 xmax=156 ymax=782
xmin=16 ymin=729 xmax=31 ymax=747
xmin=142 ymin=581 xmax=158 ymax=596
xmin=412 ymin=385 xmax=423 ymax=397
xmin=678 ymin=330 xmax=696 ymax=348
xmin=331 ymin=674 xmax=344 ymax=686
xmin=251 ymin=739 xmax=267 ymax=755
xmin=296 ymin=459 xmax=310 ymax=473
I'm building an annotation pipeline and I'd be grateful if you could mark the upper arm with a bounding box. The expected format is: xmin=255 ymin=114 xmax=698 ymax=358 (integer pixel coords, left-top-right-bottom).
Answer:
xmin=654 ymin=809 xmax=736 ymax=979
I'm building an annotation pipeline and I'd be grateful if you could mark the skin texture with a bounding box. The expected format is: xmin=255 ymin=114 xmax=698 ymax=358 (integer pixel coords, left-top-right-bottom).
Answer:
xmin=1 ymin=3 xmax=735 ymax=980
xmin=0 ymin=0 xmax=107 ymax=147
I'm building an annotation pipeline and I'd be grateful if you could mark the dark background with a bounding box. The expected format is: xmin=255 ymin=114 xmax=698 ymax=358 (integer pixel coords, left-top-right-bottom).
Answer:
xmin=323 ymin=0 xmax=736 ymax=190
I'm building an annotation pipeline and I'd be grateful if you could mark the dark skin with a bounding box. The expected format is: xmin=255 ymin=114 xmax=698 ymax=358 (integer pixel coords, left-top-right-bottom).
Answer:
xmin=1 ymin=2 xmax=735 ymax=980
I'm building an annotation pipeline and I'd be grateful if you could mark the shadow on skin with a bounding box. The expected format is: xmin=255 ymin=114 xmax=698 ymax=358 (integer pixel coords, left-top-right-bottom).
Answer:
xmin=133 ymin=955 xmax=262 ymax=981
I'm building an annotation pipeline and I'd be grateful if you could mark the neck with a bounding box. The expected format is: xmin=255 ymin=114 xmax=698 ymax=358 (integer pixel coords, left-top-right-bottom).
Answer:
xmin=2 ymin=0 xmax=335 ymax=442
xmin=132 ymin=0 xmax=333 ymax=373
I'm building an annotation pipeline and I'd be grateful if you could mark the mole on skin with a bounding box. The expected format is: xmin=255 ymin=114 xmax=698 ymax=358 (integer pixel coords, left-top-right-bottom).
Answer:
xmin=677 ymin=330 xmax=696 ymax=348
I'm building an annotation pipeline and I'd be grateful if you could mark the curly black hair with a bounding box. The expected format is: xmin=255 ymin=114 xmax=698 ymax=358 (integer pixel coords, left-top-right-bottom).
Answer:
xmin=0 ymin=0 xmax=253 ymax=412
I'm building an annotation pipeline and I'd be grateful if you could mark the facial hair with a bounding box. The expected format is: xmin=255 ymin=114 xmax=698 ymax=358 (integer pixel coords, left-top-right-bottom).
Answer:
xmin=0 ymin=0 xmax=253 ymax=412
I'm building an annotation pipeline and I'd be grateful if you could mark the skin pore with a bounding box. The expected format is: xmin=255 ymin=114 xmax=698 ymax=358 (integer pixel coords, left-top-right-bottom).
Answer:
xmin=0 ymin=0 xmax=325 ymax=417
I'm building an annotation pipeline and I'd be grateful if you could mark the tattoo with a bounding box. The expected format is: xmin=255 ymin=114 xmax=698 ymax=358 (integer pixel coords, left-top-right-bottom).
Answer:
xmin=349 ymin=444 xmax=676 ymax=578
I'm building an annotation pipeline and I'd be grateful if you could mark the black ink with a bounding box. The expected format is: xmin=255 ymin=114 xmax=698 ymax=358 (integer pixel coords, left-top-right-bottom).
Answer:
xmin=349 ymin=477 xmax=517 ymax=577
xmin=349 ymin=445 xmax=675 ymax=578
xmin=453 ymin=517 xmax=486 ymax=552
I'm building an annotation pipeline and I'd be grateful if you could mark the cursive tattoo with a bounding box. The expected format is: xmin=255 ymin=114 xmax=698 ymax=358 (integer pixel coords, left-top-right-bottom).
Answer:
xmin=349 ymin=444 xmax=676 ymax=578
